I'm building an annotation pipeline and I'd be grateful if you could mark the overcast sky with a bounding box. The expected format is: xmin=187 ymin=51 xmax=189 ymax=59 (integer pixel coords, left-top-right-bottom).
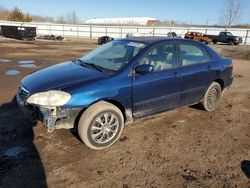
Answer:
xmin=0 ymin=0 xmax=249 ymax=24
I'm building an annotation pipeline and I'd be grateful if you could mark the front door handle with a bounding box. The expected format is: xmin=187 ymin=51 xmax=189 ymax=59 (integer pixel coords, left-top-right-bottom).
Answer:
xmin=207 ymin=65 xmax=212 ymax=71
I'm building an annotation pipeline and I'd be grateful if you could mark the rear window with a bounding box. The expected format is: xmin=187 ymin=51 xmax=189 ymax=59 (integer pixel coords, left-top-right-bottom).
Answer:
xmin=180 ymin=44 xmax=211 ymax=66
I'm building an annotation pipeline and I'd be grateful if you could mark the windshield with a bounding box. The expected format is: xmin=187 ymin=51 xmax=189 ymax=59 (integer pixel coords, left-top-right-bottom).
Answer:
xmin=80 ymin=40 xmax=146 ymax=71
xmin=226 ymin=32 xmax=233 ymax=36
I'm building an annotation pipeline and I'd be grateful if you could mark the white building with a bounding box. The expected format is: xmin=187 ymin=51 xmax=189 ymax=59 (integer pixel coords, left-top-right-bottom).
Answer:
xmin=85 ymin=17 xmax=159 ymax=26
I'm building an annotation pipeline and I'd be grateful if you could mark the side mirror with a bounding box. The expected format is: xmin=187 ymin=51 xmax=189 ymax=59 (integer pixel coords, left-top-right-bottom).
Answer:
xmin=135 ymin=64 xmax=154 ymax=75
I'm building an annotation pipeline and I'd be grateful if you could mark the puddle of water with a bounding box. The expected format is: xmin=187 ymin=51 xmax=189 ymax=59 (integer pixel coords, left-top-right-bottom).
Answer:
xmin=18 ymin=60 xmax=35 ymax=64
xmin=5 ymin=70 xmax=21 ymax=76
xmin=0 ymin=58 xmax=11 ymax=63
xmin=18 ymin=60 xmax=37 ymax=68
xmin=18 ymin=64 xmax=37 ymax=68
xmin=3 ymin=146 xmax=26 ymax=157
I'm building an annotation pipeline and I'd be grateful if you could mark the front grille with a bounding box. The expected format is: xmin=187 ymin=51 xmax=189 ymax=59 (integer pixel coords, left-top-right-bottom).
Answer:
xmin=17 ymin=86 xmax=29 ymax=102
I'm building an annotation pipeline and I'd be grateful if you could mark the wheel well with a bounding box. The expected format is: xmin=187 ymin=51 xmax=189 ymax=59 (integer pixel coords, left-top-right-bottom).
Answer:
xmin=104 ymin=99 xmax=126 ymax=122
xmin=73 ymin=99 xmax=127 ymax=131
xmin=214 ymin=79 xmax=224 ymax=90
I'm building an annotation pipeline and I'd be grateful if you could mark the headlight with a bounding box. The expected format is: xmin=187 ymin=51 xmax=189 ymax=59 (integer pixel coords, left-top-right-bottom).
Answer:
xmin=27 ymin=90 xmax=71 ymax=107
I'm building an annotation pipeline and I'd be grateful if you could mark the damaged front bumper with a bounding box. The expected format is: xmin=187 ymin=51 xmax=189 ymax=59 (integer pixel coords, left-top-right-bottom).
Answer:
xmin=17 ymin=95 xmax=81 ymax=132
xmin=39 ymin=107 xmax=81 ymax=132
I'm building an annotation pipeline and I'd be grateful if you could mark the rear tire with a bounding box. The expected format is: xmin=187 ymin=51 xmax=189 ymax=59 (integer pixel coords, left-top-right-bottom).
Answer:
xmin=201 ymin=82 xmax=221 ymax=112
xmin=78 ymin=101 xmax=124 ymax=150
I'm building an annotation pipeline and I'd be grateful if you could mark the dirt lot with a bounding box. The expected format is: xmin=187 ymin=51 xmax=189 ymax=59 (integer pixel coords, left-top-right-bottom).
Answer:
xmin=0 ymin=37 xmax=250 ymax=188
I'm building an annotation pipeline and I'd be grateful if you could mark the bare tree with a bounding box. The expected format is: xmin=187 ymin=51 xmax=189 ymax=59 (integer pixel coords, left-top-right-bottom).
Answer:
xmin=57 ymin=15 xmax=65 ymax=24
xmin=65 ymin=11 xmax=78 ymax=24
xmin=56 ymin=11 xmax=79 ymax=24
xmin=221 ymin=0 xmax=243 ymax=27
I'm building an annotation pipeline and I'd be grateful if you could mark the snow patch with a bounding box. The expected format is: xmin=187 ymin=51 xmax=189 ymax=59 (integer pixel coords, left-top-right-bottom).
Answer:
xmin=18 ymin=60 xmax=36 ymax=68
xmin=19 ymin=64 xmax=37 ymax=68
xmin=18 ymin=60 xmax=35 ymax=64
xmin=0 ymin=58 xmax=11 ymax=63
xmin=5 ymin=70 xmax=21 ymax=75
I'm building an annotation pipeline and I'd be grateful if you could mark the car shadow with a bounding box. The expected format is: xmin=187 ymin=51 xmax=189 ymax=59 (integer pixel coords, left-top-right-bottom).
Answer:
xmin=241 ymin=160 xmax=250 ymax=179
xmin=0 ymin=97 xmax=47 ymax=187
xmin=188 ymin=103 xmax=204 ymax=111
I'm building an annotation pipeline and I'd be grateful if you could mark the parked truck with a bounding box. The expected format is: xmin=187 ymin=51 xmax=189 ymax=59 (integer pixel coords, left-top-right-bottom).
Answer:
xmin=206 ymin=32 xmax=242 ymax=45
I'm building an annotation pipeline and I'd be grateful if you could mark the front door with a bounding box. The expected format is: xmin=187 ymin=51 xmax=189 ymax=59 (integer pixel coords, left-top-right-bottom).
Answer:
xmin=132 ymin=42 xmax=180 ymax=118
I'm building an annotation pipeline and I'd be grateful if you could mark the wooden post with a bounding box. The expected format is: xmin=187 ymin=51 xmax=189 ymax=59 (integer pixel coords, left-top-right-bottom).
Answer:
xmin=90 ymin=25 xmax=92 ymax=38
xmin=77 ymin=25 xmax=79 ymax=37
xmin=62 ymin=25 xmax=64 ymax=36
xmin=245 ymin=30 xmax=249 ymax=45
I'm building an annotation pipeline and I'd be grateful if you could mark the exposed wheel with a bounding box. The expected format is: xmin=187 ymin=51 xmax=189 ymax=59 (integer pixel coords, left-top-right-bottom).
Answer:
xmin=78 ymin=101 xmax=124 ymax=150
xmin=201 ymin=82 xmax=221 ymax=112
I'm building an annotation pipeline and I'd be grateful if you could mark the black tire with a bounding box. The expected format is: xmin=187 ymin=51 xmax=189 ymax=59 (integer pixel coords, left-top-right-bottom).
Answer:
xmin=228 ymin=40 xmax=234 ymax=45
xmin=78 ymin=101 xmax=124 ymax=150
xmin=201 ymin=82 xmax=221 ymax=112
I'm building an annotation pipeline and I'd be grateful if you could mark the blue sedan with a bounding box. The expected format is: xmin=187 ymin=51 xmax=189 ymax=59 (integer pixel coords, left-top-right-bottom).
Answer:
xmin=17 ymin=37 xmax=233 ymax=150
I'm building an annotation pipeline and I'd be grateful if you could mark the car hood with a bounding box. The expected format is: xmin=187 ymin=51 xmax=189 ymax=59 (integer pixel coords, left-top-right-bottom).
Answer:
xmin=21 ymin=61 xmax=106 ymax=94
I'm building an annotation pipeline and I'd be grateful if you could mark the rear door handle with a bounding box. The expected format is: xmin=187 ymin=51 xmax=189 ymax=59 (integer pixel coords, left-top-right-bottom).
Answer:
xmin=174 ymin=71 xmax=180 ymax=77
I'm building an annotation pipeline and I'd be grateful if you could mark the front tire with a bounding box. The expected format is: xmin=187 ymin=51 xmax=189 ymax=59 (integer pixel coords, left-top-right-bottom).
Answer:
xmin=78 ymin=101 xmax=124 ymax=150
xmin=228 ymin=40 xmax=234 ymax=45
xmin=201 ymin=82 xmax=221 ymax=112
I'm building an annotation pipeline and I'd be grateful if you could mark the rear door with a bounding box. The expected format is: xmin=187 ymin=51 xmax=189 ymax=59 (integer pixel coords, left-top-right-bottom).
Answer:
xmin=132 ymin=42 xmax=180 ymax=118
xmin=177 ymin=42 xmax=213 ymax=106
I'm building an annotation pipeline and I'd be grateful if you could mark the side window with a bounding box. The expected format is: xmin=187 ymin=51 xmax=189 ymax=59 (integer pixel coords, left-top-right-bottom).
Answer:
xmin=180 ymin=44 xmax=210 ymax=66
xmin=139 ymin=43 xmax=176 ymax=72
xmin=220 ymin=32 xmax=225 ymax=36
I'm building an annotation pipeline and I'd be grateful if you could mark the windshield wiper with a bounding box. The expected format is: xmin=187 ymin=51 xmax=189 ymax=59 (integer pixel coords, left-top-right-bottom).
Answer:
xmin=83 ymin=62 xmax=105 ymax=72
xmin=76 ymin=59 xmax=104 ymax=72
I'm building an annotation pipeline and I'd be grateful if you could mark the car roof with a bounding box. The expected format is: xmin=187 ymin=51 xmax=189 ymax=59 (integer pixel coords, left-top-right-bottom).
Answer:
xmin=119 ymin=36 xmax=198 ymax=45
xmin=119 ymin=36 xmax=169 ymax=44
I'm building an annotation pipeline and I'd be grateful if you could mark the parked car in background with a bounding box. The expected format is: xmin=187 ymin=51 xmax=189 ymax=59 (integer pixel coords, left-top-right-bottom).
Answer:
xmin=167 ymin=32 xmax=178 ymax=37
xmin=206 ymin=32 xmax=243 ymax=45
xmin=98 ymin=36 xmax=114 ymax=45
xmin=184 ymin=32 xmax=212 ymax=44
xmin=17 ymin=37 xmax=233 ymax=150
